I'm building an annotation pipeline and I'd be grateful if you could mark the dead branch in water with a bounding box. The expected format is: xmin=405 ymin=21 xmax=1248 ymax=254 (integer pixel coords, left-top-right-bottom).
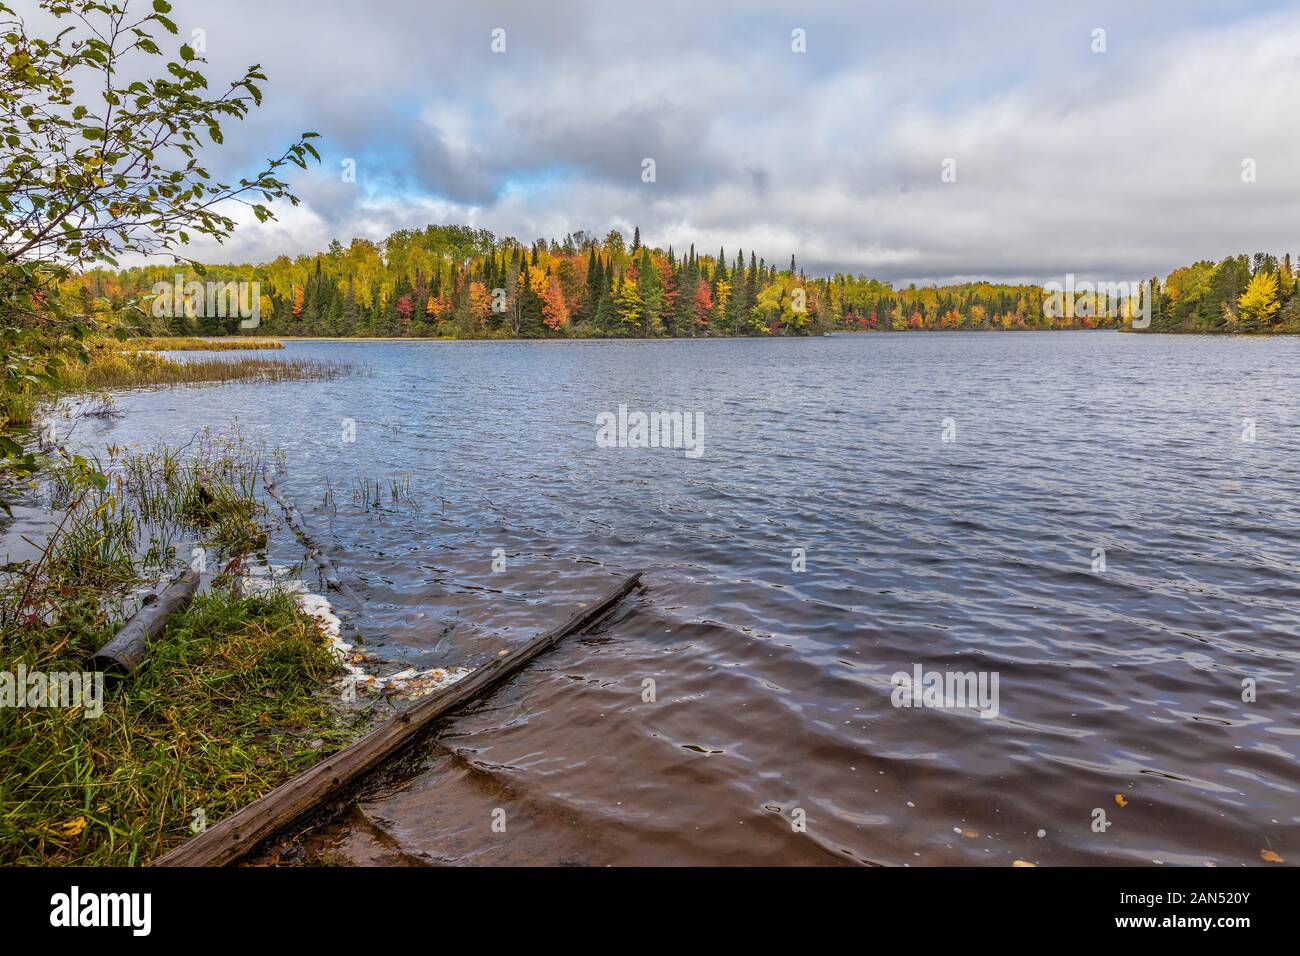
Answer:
xmin=263 ymin=473 xmax=363 ymax=605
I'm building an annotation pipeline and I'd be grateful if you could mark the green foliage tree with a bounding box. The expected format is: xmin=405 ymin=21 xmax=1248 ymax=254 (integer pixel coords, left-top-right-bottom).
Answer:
xmin=0 ymin=0 xmax=318 ymax=499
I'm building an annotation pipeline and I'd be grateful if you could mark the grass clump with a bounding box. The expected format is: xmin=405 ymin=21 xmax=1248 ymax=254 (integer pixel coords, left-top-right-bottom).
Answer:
xmin=0 ymin=587 xmax=353 ymax=865
xmin=114 ymin=433 xmax=269 ymax=561
xmin=13 ymin=429 xmax=271 ymax=623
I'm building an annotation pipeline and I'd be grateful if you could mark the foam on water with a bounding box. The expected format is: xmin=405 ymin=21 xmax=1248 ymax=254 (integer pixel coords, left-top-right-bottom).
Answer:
xmin=241 ymin=565 xmax=472 ymax=701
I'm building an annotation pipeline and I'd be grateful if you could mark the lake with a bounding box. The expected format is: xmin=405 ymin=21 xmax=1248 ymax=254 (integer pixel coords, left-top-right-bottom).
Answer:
xmin=73 ymin=331 xmax=1300 ymax=865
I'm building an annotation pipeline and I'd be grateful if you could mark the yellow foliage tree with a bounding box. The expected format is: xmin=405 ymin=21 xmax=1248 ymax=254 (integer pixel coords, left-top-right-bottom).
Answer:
xmin=714 ymin=279 xmax=731 ymax=318
xmin=1238 ymin=272 xmax=1280 ymax=330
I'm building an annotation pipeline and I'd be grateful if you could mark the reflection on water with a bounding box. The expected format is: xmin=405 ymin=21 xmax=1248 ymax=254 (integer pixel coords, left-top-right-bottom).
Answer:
xmin=76 ymin=332 xmax=1299 ymax=865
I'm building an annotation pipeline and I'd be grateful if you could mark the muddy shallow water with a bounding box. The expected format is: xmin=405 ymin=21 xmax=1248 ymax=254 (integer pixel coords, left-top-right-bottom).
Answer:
xmin=74 ymin=332 xmax=1299 ymax=865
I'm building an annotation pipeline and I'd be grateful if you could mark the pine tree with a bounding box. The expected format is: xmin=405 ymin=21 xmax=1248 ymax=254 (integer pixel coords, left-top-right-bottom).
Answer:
xmin=594 ymin=287 xmax=615 ymax=335
xmin=586 ymin=246 xmax=602 ymax=320
xmin=637 ymin=247 xmax=664 ymax=335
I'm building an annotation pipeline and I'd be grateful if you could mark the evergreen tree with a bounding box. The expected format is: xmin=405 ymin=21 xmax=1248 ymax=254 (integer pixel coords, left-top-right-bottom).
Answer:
xmin=594 ymin=287 xmax=615 ymax=336
xmin=586 ymin=246 xmax=603 ymax=320
xmin=637 ymin=247 xmax=664 ymax=335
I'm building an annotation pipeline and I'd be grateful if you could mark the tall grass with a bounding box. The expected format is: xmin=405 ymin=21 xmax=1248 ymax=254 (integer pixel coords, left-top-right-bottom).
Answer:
xmin=2 ymin=429 xmax=268 ymax=638
xmin=73 ymin=349 xmax=351 ymax=389
xmin=0 ymin=344 xmax=353 ymax=432
xmin=0 ymin=588 xmax=354 ymax=865
xmin=0 ymin=428 xmax=356 ymax=864
xmin=120 ymin=336 xmax=284 ymax=352
xmin=0 ymin=390 xmax=41 ymax=430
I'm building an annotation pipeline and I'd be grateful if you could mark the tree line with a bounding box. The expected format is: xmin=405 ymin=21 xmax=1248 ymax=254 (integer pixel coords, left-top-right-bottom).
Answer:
xmin=1137 ymin=253 xmax=1300 ymax=334
xmin=69 ymin=224 xmax=1299 ymax=338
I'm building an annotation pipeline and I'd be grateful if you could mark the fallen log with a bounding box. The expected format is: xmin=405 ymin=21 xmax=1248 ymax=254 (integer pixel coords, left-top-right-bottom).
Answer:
xmin=152 ymin=570 xmax=644 ymax=867
xmin=263 ymin=473 xmax=362 ymax=605
xmin=90 ymin=569 xmax=201 ymax=674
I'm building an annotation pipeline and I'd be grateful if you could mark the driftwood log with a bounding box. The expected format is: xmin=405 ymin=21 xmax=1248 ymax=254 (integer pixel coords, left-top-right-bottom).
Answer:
xmin=90 ymin=569 xmax=201 ymax=674
xmin=153 ymin=570 xmax=644 ymax=867
xmin=263 ymin=473 xmax=362 ymax=605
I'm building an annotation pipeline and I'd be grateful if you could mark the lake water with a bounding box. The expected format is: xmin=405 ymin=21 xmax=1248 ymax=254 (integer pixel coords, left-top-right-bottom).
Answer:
xmin=75 ymin=331 xmax=1299 ymax=865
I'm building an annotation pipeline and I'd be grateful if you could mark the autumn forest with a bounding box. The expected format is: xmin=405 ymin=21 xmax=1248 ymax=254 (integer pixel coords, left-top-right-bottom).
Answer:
xmin=69 ymin=224 xmax=1300 ymax=339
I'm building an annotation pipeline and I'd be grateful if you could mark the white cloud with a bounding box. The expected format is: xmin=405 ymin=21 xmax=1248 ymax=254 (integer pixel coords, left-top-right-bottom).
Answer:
xmin=71 ymin=0 xmax=1300 ymax=282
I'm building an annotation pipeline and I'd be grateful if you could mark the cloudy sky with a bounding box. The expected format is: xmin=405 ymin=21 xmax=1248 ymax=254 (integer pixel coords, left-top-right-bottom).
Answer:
xmin=29 ymin=0 xmax=1300 ymax=283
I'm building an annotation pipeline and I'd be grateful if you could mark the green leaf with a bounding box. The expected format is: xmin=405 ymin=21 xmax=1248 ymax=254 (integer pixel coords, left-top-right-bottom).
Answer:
xmin=153 ymin=0 xmax=173 ymax=11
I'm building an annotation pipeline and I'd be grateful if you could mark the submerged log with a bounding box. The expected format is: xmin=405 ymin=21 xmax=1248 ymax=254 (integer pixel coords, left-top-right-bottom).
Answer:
xmin=90 ymin=569 xmax=201 ymax=674
xmin=263 ymin=473 xmax=362 ymax=605
xmin=152 ymin=570 xmax=644 ymax=867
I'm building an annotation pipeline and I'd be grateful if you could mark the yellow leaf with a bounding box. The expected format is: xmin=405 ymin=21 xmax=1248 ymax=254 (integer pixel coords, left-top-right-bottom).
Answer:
xmin=57 ymin=816 xmax=86 ymax=837
xmin=1012 ymin=859 xmax=1036 ymax=867
xmin=1260 ymin=849 xmax=1284 ymax=864
xmin=1114 ymin=794 xmax=1128 ymax=807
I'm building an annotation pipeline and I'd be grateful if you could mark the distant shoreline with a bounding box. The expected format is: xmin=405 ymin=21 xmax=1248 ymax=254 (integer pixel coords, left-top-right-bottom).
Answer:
xmin=243 ymin=327 xmax=1298 ymax=342
xmin=254 ymin=328 xmax=1123 ymax=344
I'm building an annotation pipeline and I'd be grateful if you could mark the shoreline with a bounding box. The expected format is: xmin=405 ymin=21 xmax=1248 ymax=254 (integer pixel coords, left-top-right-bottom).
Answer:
xmin=0 ymin=422 xmax=367 ymax=866
xmin=200 ymin=327 xmax=1300 ymax=345
xmin=268 ymin=328 xmax=1121 ymax=344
